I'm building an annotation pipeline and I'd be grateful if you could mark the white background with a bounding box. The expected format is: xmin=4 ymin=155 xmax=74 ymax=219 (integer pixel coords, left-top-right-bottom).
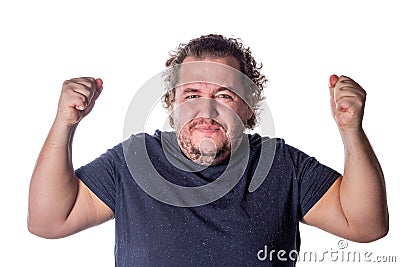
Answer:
xmin=1 ymin=0 xmax=399 ymax=266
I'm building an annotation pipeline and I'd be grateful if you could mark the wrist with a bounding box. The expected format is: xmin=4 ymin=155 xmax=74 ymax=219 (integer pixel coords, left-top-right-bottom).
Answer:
xmin=338 ymin=125 xmax=364 ymax=137
xmin=338 ymin=127 xmax=368 ymax=153
xmin=50 ymin=116 xmax=79 ymax=145
xmin=53 ymin=114 xmax=80 ymax=131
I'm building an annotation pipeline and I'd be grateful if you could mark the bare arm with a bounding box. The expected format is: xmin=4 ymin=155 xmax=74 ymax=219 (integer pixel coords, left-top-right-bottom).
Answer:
xmin=28 ymin=78 xmax=113 ymax=239
xmin=303 ymin=75 xmax=389 ymax=242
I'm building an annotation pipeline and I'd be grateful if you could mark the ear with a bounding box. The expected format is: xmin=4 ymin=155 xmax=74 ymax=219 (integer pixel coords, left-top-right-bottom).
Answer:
xmin=246 ymin=104 xmax=255 ymax=121
xmin=168 ymin=103 xmax=175 ymax=128
xmin=163 ymin=90 xmax=176 ymax=128
xmin=169 ymin=115 xmax=175 ymax=128
xmin=245 ymin=105 xmax=255 ymax=128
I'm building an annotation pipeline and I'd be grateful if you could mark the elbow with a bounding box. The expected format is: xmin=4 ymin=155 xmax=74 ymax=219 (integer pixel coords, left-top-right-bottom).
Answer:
xmin=349 ymin=220 xmax=389 ymax=243
xmin=368 ymin=222 xmax=389 ymax=242
xmin=366 ymin=212 xmax=390 ymax=242
xmin=27 ymin=221 xmax=54 ymax=239
xmin=355 ymin=228 xmax=388 ymax=243
xmin=27 ymin=215 xmax=66 ymax=239
xmin=358 ymin=228 xmax=388 ymax=243
xmin=27 ymin=222 xmax=45 ymax=238
xmin=348 ymin=207 xmax=390 ymax=243
xmin=28 ymin=224 xmax=65 ymax=239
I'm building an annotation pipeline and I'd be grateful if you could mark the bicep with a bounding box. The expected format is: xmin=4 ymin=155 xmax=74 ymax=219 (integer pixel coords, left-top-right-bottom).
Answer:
xmin=302 ymin=176 xmax=353 ymax=239
xmin=58 ymin=178 xmax=114 ymax=238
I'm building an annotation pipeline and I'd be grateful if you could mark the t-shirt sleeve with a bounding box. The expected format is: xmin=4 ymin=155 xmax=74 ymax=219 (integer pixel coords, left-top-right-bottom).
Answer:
xmin=75 ymin=144 xmax=122 ymax=213
xmin=287 ymin=145 xmax=341 ymax=218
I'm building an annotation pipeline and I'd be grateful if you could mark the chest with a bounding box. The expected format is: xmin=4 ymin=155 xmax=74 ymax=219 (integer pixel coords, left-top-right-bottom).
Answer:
xmin=114 ymin=169 xmax=300 ymax=266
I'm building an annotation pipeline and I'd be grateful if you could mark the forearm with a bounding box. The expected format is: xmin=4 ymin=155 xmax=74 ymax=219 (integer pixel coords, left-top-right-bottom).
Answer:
xmin=339 ymin=128 xmax=388 ymax=237
xmin=28 ymin=119 xmax=79 ymax=235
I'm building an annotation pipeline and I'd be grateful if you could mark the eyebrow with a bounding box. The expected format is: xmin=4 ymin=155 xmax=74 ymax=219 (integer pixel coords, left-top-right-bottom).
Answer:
xmin=182 ymin=86 xmax=233 ymax=94
xmin=182 ymin=88 xmax=199 ymax=94
xmin=216 ymin=86 xmax=233 ymax=92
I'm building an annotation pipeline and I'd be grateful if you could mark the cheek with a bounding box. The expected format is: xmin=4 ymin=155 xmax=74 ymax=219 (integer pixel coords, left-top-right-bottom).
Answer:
xmin=172 ymin=103 xmax=195 ymax=131
xmin=218 ymin=105 xmax=247 ymax=130
xmin=236 ymin=101 xmax=252 ymax=121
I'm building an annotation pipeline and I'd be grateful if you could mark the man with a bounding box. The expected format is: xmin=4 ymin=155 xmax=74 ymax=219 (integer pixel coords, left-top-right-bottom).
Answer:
xmin=28 ymin=34 xmax=388 ymax=266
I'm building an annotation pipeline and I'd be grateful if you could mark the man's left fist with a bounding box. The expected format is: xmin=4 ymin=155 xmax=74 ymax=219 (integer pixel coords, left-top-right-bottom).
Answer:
xmin=329 ymin=74 xmax=366 ymax=131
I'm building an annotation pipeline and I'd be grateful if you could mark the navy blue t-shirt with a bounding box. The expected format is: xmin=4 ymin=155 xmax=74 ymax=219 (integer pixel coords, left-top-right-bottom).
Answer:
xmin=75 ymin=131 xmax=340 ymax=266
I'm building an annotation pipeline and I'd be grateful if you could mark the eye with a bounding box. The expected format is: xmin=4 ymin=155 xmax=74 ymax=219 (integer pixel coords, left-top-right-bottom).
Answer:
xmin=216 ymin=94 xmax=233 ymax=100
xmin=185 ymin=95 xmax=200 ymax=99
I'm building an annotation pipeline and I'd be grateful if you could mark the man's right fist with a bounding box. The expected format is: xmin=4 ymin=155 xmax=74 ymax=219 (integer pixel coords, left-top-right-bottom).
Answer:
xmin=56 ymin=77 xmax=103 ymax=125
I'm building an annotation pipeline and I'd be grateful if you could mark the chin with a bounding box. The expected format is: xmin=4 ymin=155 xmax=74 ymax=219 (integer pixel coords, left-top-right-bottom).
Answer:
xmin=176 ymin=118 xmax=239 ymax=165
xmin=178 ymin=135 xmax=230 ymax=166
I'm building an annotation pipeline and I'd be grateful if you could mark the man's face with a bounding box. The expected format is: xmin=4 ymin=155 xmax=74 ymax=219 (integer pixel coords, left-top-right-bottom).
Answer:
xmin=171 ymin=56 xmax=252 ymax=166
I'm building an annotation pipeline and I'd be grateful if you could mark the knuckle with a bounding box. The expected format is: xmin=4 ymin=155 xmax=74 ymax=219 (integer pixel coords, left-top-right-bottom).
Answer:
xmin=82 ymin=77 xmax=95 ymax=81
xmin=82 ymin=77 xmax=96 ymax=85
xmin=61 ymin=87 xmax=73 ymax=98
xmin=80 ymin=87 xmax=91 ymax=97
xmin=62 ymin=80 xmax=73 ymax=90
xmin=75 ymin=95 xmax=87 ymax=106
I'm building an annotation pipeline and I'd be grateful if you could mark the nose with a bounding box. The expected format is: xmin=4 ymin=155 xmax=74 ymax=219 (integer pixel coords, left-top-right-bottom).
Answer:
xmin=197 ymin=97 xmax=219 ymax=119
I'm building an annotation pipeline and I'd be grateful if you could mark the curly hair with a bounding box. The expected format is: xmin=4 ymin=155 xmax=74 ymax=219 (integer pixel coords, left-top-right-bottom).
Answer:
xmin=162 ymin=34 xmax=267 ymax=129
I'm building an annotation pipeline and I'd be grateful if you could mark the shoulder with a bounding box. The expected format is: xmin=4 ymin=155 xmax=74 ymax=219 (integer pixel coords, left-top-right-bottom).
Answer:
xmin=123 ymin=130 xmax=175 ymax=145
xmin=247 ymin=132 xmax=293 ymax=154
xmin=247 ymin=133 xmax=314 ymax=168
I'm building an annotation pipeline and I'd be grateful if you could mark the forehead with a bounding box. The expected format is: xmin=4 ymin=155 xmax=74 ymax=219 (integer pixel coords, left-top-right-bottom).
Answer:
xmin=182 ymin=56 xmax=241 ymax=70
xmin=176 ymin=57 xmax=246 ymax=97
